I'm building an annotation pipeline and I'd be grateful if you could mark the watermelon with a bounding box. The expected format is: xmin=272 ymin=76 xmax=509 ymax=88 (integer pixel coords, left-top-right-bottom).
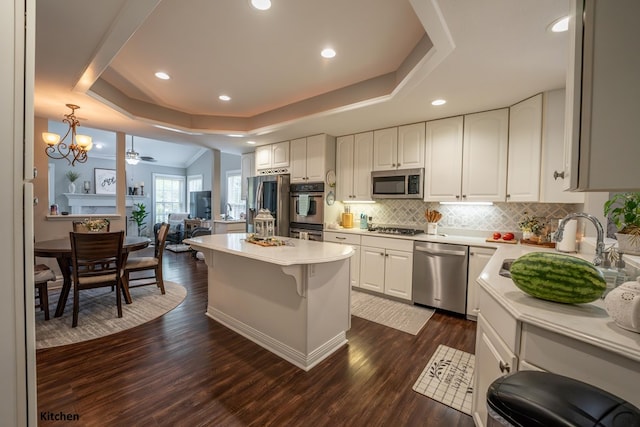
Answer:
xmin=509 ymin=252 xmax=606 ymax=304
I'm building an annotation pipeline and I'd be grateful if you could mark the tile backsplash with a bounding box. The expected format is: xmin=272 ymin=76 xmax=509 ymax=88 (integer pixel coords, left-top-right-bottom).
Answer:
xmin=332 ymin=199 xmax=582 ymax=233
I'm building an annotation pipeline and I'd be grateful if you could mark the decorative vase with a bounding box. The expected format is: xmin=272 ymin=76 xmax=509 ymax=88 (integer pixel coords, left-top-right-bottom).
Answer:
xmin=615 ymin=233 xmax=640 ymax=255
xmin=68 ymin=182 xmax=76 ymax=193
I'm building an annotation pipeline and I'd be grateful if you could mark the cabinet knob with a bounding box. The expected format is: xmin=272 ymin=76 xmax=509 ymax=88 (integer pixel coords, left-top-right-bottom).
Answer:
xmin=506 ymin=194 xmax=511 ymax=199
xmin=397 ymin=163 xmax=401 ymax=167
xmin=456 ymin=195 xmax=460 ymax=199
xmin=380 ymin=252 xmax=385 ymax=256
xmin=499 ymin=360 xmax=510 ymax=374
xmin=391 ymin=163 xmax=396 ymax=167
xmin=553 ymin=170 xmax=565 ymax=180
xmin=462 ymin=194 xmax=467 ymax=199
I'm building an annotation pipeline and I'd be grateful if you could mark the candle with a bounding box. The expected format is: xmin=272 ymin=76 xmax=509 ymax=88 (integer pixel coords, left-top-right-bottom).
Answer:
xmin=84 ymin=181 xmax=90 ymax=190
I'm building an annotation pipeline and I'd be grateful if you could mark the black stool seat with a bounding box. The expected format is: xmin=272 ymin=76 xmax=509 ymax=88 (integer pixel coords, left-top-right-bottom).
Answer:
xmin=487 ymin=371 xmax=640 ymax=427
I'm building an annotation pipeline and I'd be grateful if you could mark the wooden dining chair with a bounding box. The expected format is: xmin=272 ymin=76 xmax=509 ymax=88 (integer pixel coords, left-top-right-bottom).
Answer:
xmin=122 ymin=222 xmax=169 ymax=303
xmin=34 ymin=264 xmax=56 ymax=320
xmin=69 ymin=230 xmax=124 ymax=327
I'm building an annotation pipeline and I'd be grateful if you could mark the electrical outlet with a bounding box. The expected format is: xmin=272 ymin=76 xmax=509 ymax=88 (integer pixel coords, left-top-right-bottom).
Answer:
xmin=447 ymin=216 xmax=454 ymax=226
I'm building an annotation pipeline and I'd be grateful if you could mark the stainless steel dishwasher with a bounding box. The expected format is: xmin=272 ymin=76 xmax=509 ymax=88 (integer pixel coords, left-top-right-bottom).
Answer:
xmin=412 ymin=241 xmax=469 ymax=314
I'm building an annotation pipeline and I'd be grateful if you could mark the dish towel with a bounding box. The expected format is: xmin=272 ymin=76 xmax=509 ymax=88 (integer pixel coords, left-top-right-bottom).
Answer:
xmin=298 ymin=194 xmax=310 ymax=216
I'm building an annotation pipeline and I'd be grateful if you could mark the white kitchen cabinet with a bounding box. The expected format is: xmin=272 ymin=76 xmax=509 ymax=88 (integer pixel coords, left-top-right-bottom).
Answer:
xmin=506 ymin=94 xmax=542 ymax=202
xmin=466 ymin=246 xmax=495 ymax=320
xmin=360 ymin=236 xmax=413 ymax=300
xmin=336 ymin=132 xmax=373 ymax=201
xmin=373 ymin=124 xmax=424 ymax=171
xmin=472 ymin=313 xmax=518 ymax=427
xmin=324 ymin=231 xmax=361 ymax=288
xmin=540 ymin=89 xmax=584 ymax=203
xmin=462 ymin=109 xmax=509 ymax=202
xmin=424 ymin=116 xmax=464 ymax=202
xmin=563 ymin=0 xmax=640 ymax=191
xmin=240 ymin=152 xmax=254 ymax=200
xmin=290 ymin=134 xmax=336 ymax=183
xmin=255 ymin=141 xmax=290 ymax=175
xmin=213 ymin=221 xmax=246 ymax=234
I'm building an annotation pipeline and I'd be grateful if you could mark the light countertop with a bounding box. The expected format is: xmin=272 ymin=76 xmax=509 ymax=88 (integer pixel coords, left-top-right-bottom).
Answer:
xmin=478 ymin=244 xmax=640 ymax=363
xmin=184 ymin=233 xmax=353 ymax=266
xmin=212 ymin=219 xmax=246 ymax=224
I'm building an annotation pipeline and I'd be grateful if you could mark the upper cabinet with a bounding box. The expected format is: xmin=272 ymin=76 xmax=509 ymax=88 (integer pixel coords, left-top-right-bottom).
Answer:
xmin=506 ymin=94 xmax=542 ymax=202
xmin=336 ymin=132 xmax=374 ymax=201
xmin=540 ymin=89 xmax=584 ymax=203
xmin=255 ymin=141 xmax=290 ymax=175
xmin=424 ymin=110 xmax=508 ymax=203
xmin=462 ymin=109 xmax=509 ymax=202
xmin=372 ymin=124 xmax=424 ymax=171
xmin=290 ymin=134 xmax=336 ymax=183
xmin=563 ymin=0 xmax=640 ymax=191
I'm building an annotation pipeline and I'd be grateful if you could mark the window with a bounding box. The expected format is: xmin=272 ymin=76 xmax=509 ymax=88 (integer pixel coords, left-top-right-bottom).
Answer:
xmin=226 ymin=170 xmax=245 ymax=218
xmin=153 ymin=173 xmax=186 ymax=223
xmin=187 ymin=174 xmax=203 ymax=215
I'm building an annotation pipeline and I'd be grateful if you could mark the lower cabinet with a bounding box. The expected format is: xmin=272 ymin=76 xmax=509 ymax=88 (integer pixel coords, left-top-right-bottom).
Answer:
xmin=360 ymin=236 xmax=413 ymax=300
xmin=323 ymin=231 xmax=361 ymax=288
xmin=213 ymin=221 xmax=246 ymax=234
xmin=466 ymin=246 xmax=496 ymax=320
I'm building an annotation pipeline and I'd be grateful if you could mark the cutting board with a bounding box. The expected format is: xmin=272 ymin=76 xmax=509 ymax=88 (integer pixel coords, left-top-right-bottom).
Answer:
xmin=485 ymin=237 xmax=518 ymax=244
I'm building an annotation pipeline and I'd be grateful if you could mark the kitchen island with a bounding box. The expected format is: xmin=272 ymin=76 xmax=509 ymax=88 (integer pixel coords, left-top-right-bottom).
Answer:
xmin=471 ymin=244 xmax=640 ymax=427
xmin=183 ymin=233 xmax=354 ymax=371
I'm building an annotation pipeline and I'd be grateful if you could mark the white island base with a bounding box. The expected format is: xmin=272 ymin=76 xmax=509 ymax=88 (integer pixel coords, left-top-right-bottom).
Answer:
xmin=185 ymin=234 xmax=353 ymax=371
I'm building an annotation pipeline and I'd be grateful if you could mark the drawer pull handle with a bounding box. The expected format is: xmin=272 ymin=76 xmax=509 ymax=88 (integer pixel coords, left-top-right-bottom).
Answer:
xmin=499 ymin=361 xmax=510 ymax=373
xmin=336 ymin=237 xmax=346 ymax=240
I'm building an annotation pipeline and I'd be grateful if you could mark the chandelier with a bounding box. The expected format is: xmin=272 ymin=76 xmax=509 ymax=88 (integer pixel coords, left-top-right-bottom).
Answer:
xmin=126 ymin=136 xmax=140 ymax=165
xmin=42 ymin=104 xmax=92 ymax=166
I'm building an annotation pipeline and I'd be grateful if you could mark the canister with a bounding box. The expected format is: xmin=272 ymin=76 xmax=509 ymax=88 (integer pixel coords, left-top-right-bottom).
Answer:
xmin=342 ymin=212 xmax=354 ymax=228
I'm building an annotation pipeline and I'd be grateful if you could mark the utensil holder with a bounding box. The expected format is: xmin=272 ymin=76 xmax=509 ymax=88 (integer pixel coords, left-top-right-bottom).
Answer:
xmin=427 ymin=222 xmax=438 ymax=235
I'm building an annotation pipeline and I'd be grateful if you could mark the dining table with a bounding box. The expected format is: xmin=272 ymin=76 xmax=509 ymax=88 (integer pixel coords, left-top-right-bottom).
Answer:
xmin=34 ymin=235 xmax=151 ymax=317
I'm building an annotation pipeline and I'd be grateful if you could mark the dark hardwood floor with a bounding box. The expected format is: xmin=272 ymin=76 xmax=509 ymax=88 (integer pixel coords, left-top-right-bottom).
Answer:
xmin=37 ymin=248 xmax=477 ymax=426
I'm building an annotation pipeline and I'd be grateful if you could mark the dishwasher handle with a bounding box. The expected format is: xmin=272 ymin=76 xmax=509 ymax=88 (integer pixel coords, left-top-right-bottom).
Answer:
xmin=415 ymin=246 xmax=467 ymax=257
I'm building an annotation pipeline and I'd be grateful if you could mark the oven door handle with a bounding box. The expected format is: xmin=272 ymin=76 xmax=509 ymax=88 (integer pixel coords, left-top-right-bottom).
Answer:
xmin=415 ymin=246 xmax=466 ymax=257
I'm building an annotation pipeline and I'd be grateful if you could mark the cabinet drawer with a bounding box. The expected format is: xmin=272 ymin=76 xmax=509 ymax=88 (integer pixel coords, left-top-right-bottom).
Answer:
xmin=477 ymin=286 xmax=518 ymax=352
xmin=521 ymin=323 xmax=640 ymax=408
xmin=324 ymin=231 xmax=361 ymax=246
xmin=361 ymin=235 xmax=413 ymax=252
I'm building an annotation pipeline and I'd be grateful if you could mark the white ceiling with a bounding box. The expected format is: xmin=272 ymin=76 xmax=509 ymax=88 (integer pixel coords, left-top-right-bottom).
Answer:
xmin=34 ymin=0 xmax=570 ymax=159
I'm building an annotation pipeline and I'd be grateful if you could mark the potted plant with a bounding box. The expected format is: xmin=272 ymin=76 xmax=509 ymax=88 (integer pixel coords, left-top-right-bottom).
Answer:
xmin=518 ymin=213 xmax=544 ymax=240
xmin=604 ymin=192 xmax=640 ymax=255
xmin=131 ymin=203 xmax=149 ymax=237
xmin=65 ymin=170 xmax=80 ymax=193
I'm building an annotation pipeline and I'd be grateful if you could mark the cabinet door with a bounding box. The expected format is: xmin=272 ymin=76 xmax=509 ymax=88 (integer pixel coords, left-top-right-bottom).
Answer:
xmin=359 ymin=246 xmax=385 ymax=293
xmin=372 ymin=127 xmax=398 ymax=171
xmin=336 ymin=135 xmax=354 ymax=201
xmin=255 ymin=145 xmax=272 ymax=171
xmin=290 ymin=137 xmax=307 ymax=183
xmin=507 ymin=94 xmax=542 ymax=202
xmin=472 ymin=314 xmax=518 ymax=427
xmin=466 ymin=247 xmax=495 ymax=320
xmin=397 ymin=123 xmax=425 ymax=169
xmin=353 ymin=132 xmax=374 ymax=200
xmin=240 ymin=153 xmax=254 ymax=200
xmin=384 ymin=249 xmax=412 ymax=300
xmin=424 ymin=116 xmax=464 ymax=202
xmin=540 ymin=90 xmax=584 ymax=203
xmin=351 ymin=245 xmax=361 ymax=288
xmin=305 ymin=134 xmax=327 ymax=182
xmin=462 ymin=109 xmax=508 ymax=202
xmin=271 ymin=141 xmax=290 ymax=168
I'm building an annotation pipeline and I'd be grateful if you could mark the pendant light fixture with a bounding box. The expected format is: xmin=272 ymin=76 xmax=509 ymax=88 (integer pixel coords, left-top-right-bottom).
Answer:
xmin=42 ymin=104 xmax=93 ymax=166
xmin=126 ymin=136 xmax=140 ymax=165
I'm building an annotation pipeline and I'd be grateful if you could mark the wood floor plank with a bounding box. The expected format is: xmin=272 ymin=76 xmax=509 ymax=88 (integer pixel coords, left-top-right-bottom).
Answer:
xmin=37 ymin=248 xmax=477 ymax=426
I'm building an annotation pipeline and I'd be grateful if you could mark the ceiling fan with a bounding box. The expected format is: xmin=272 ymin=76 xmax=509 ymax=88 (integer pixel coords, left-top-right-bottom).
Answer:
xmin=126 ymin=137 xmax=157 ymax=164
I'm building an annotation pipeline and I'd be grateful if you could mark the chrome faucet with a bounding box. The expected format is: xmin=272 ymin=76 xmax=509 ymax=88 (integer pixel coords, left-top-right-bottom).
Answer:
xmin=555 ymin=212 xmax=605 ymax=266
xmin=225 ymin=203 xmax=232 ymax=220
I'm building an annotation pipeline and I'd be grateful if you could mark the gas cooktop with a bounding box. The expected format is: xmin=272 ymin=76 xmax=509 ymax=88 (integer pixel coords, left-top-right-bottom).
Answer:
xmin=370 ymin=227 xmax=424 ymax=236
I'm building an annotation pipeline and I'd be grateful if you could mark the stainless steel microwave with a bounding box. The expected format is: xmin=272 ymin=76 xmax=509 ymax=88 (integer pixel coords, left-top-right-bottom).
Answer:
xmin=371 ymin=168 xmax=424 ymax=199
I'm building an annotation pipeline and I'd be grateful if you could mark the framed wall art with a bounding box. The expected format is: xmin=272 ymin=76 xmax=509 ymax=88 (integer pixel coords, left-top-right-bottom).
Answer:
xmin=94 ymin=168 xmax=117 ymax=194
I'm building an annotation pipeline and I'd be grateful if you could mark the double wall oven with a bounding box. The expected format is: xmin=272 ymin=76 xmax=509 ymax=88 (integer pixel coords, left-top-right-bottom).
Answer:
xmin=290 ymin=182 xmax=324 ymax=241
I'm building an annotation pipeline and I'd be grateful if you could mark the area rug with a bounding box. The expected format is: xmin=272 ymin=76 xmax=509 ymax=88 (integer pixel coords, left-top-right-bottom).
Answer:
xmin=36 ymin=281 xmax=187 ymax=349
xmin=166 ymin=243 xmax=192 ymax=253
xmin=351 ymin=289 xmax=435 ymax=335
xmin=412 ymin=344 xmax=475 ymax=415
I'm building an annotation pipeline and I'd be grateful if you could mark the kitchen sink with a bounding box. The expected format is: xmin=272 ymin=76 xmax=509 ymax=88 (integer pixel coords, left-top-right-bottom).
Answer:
xmin=499 ymin=259 xmax=515 ymax=278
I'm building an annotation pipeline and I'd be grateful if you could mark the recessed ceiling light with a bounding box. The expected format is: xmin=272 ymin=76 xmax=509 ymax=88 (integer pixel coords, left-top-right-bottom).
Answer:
xmin=251 ymin=0 xmax=271 ymax=11
xmin=549 ymin=16 xmax=569 ymax=33
xmin=155 ymin=71 xmax=170 ymax=80
xmin=227 ymin=134 xmax=244 ymax=138
xmin=219 ymin=95 xmax=231 ymax=101
xmin=431 ymin=99 xmax=447 ymax=106
xmin=321 ymin=48 xmax=336 ymax=59
xmin=247 ymin=141 xmax=256 ymax=145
